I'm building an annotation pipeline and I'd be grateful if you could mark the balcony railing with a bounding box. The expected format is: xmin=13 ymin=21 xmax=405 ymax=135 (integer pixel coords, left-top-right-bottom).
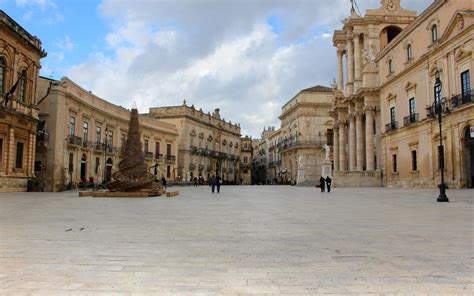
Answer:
xmin=166 ymin=155 xmax=176 ymax=162
xmin=241 ymin=146 xmax=252 ymax=152
xmin=385 ymin=121 xmax=398 ymax=132
xmin=67 ymin=135 xmax=82 ymax=146
xmin=145 ymin=152 xmax=154 ymax=159
xmin=198 ymin=148 xmax=209 ymax=156
xmin=241 ymin=163 xmax=251 ymax=169
xmin=190 ymin=146 xmax=198 ymax=154
xmin=94 ymin=141 xmax=105 ymax=151
xmin=155 ymin=153 xmax=163 ymax=160
xmin=403 ymin=113 xmax=419 ymax=127
xmin=281 ymin=140 xmax=326 ymax=151
xmin=451 ymin=93 xmax=472 ymax=109
xmin=82 ymin=139 xmax=91 ymax=149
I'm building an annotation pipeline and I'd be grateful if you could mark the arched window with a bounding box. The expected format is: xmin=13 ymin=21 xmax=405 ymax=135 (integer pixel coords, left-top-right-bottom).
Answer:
xmin=431 ymin=25 xmax=438 ymax=42
xmin=18 ymin=69 xmax=26 ymax=103
xmin=0 ymin=57 xmax=5 ymax=94
xmin=407 ymin=44 xmax=413 ymax=60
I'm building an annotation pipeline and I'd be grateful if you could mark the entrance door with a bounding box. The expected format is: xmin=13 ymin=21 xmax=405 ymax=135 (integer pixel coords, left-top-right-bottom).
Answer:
xmin=464 ymin=128 xmax=474 ymax=188
xmin=80 ymin=154 xmax=86 ymax=181
xmin=106 ymin=158 xmax=113 ymax=182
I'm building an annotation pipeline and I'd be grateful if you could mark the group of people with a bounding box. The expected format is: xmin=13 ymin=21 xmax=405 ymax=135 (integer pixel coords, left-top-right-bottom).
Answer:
xmin=192 ymin=175 xmax=205 ymax=187
xmin=319 ymin=176 xmax=332 ymax=192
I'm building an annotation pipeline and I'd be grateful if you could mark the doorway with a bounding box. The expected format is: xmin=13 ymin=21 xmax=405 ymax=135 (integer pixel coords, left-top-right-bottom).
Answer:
xmin=80 ymin=154 xmax=86 ymax=181
xmin=106 ymin=158 xmax=113 ymax=182
xmin=463 ymin=127 xmax=474 ymax=188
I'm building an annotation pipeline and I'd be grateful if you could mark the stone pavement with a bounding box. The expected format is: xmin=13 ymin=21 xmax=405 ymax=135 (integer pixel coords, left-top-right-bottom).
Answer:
xmin=0 ymin=186 xmax=472 ymax=295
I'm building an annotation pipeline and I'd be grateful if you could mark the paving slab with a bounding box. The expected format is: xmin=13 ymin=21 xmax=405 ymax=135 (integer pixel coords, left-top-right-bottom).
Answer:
xmin=0 ymin=186 xmax=472 ymax=294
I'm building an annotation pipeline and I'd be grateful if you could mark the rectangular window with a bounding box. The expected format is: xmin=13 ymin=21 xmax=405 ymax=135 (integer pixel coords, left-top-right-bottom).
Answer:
xmin=392 ymin=154 xmax=397 ymax=173
xmin=390 ymin=106 xmax=396 ymax=125
xmin=96 ymin=126 xmax=101 ymax=143
xmin=409 ymin=97 xmax=415 ymax=120
xmin=83 ymin=121 xmax=88 ymax=141
xmin=166 ymin=143 xmax=171 ymax=156
xmin=431 ymin=25 xmax=438 ymax=43
xmin=326 ymin=129 xmax=333 ymax=145
xmin=434 ymin=81 xmax=442 ymax=105
xmin=107 ymin=130 xmax=113 ymax=147
xmin=461 ymin=70 xmax=471 ymax=97
xmin=15 ymin=142 xmax=23 ymax=169
xmin=69 ymin=116 xmax=75 ymax=136
xmin=144 ymin=139 xmax=149 ymax=153
xmin=155 ymin=142 xmax=160 ymax=156
xmin=411 ymin=150 xmax=417 ymax=171
xmin=18 ymin=77 xmax=25 ymax=103
xmin=244 ymin=156 xmax=248 ymax=163
xmin=166 ymin=165 xmax=171 ymax=178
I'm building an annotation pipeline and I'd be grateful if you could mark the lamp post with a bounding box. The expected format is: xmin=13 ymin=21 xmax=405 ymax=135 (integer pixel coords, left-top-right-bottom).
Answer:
xmin=433 ymin=73 xmax=449 ymax=202
xmin=103 ymin=126 xmax=108 ymax=186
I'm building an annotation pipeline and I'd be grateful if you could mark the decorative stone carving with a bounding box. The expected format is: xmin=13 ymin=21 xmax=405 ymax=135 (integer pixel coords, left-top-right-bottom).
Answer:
xmin=362 ymin=44 xmax=378 ymax=72
xmin=382 ymin=0 xmax=400 ymax=13
xmin=456 ymin=14 xmax=464 ymax=30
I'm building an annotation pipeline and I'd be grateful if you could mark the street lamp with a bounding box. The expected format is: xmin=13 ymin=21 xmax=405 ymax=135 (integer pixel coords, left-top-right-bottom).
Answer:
xmin=103 ymin=126 xmax=109 ymax=186
xmin=433 ymin=72 xmax=449 ymax=202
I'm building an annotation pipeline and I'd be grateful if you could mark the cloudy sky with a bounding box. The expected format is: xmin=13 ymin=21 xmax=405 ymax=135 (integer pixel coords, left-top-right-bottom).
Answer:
xmin=2 ymin=0 xmax=431 ymax=137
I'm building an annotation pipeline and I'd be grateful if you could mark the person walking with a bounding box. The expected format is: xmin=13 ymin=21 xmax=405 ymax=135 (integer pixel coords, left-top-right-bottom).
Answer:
xmin=210 ymin=175 xmax=216 ymax=193
xmin=319 ymin=176 xmax=326 ymax=192
xmin=161 ymin=176 xmax=167 ymax=190
xmin=216 ymin=175 xmax=222 ymax=193
xmin=326 ymin=176 xmax=332 ymax=193
xmin=193 ymin=177 xmax=198 ymax=187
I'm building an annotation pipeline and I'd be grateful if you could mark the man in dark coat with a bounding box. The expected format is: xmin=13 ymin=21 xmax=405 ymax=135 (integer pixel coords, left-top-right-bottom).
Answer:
xmin=210 ymin=175 xmax=216 ymax=193
xmin=216 ymin=176 xmax=222 ymax=193
xmin=319 ymin=176 xmax=326 ymax=192
xmin=325 ymin=176 xmax=332 ymax=193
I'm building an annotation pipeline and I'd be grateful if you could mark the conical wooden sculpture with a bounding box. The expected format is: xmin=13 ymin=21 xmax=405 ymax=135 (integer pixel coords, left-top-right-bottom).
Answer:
xmin=106 ymin=107 xmax=162 ymax=193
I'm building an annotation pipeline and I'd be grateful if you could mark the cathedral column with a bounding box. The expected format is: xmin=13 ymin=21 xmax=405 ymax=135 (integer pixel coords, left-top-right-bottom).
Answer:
xmin=353 ymin=33 xmax=362 ymax=89
xmin=356 ymin=111 xmax=364 ymax=171
xmin=349 ymin=115 xmax=356 ymax=171
xmin=337 ymin=50 xmax=344 ymax=91
xmin=339 ymin=121 xmax=347 ymax=171
xmin=365 ymin=108 xmax=375 ymax=171
xmin=333 ymin=126 xmax=339 ymax=171
xmin=346 ymin=29 xmax=354 ymax=94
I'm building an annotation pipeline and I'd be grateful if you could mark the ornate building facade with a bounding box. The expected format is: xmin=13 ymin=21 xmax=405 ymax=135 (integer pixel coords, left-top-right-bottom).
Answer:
xmin=0 ymin=10 xmax=46 ymax=191
xmin=330 ymin=0 xmax=473 ymax=188
xmin=280 ymin=86 xmax=334 ymax=185
xmin=240 ymin=136 xmax=253 ymax=184
xmin=36 ymin=77 xmax=178 ymax=192
xmin=149 ymin=103 xmax=241 ymax=183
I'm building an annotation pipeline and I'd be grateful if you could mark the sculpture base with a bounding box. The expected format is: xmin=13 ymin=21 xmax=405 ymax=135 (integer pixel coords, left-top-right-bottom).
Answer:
xmin=79 ymin=190 xmax=163 ymax=198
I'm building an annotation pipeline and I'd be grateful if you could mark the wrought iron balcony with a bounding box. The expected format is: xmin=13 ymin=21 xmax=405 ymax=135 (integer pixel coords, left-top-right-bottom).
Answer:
xmin=145 ymin=152 xmax=154 ymax=159
xmin=241 ymin=146 xmax=252 ymax=152
xmin=155 ymin=153 xmax=163 ymax=160
xmin=94 ymin=141 xmax=105 ymax=151
xmin=451 ymin=93 xmax=472 ymax=109
xmin=166 ymin=154 xmax=176 ymax=162
xmin=385 ymin=121 xmax=398 ymax=132
xmin=67 ymin=135 xmax=82 ymax=146
xmin=403 ymin=113 xmax=419 ymax=127
xmin=190 ymin=146 xmax=198 ymax=154
xmin=241 ymin=163 xmax=251 ymax=169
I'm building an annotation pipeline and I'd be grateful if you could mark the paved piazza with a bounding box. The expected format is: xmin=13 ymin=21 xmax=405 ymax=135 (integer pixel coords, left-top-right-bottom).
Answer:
xmin=0 ymin=186 xmax=472 ymax=295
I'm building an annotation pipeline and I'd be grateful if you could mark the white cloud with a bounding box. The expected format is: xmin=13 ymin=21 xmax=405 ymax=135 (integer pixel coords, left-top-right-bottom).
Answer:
xmin=67 ymin=0 xmax=432 ymax=137
xmin=56 ymin=35 xmax=74 ymax=51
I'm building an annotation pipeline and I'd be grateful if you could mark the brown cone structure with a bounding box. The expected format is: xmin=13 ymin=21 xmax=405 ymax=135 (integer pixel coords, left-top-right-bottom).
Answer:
xmin=106 ymin=108 xmax=162 ymax=192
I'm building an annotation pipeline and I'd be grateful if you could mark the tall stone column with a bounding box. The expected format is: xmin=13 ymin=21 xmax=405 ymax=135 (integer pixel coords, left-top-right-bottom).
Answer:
xmin=337 ymin=50 xmax=344 ymax=91
xmin=349 ymin=116 xmax=356 ymax=171
xmin=365 ymin=108 xmax=375 ymax=171
xmin=356 ymin=112 xmax=364 ymax=171
xmin=339 ymin=122 xmax=347 ymax=171
xmin=333 ymin=126 xmax=339 ymax=171
xmin=353 ymin=33 xmax=361 ymax=89
xmin=346 ymin=30 xmax=354 ymax=95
